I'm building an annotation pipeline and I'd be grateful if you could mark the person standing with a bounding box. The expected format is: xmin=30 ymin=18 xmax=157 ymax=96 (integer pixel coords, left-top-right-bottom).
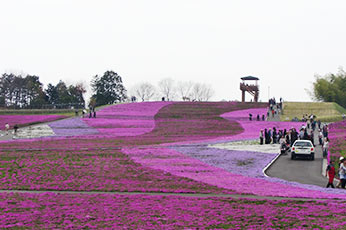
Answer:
xmin=338 ymin=157 xmax=346 ymax=189
xmin=326 ymin=160 xmax=336 ymax=188
xmin=323 ymin=137 xmax=329 ymax=158
xmin=279 ymin=136 xmax=287 ymax=154
xmin=317 ymin=120 xmax=321 ymax=130
xmin=310 ymin=130 xmax=314 ymax=146
xmin=272 ymin=127 xmax=277 ymax=144
xmin=291 ymin=128 xmax=298 ymax=146
xmin=323 ymin=124 xmax=329 ymax=138
xmin=299 ymin=128 xmax=304 ymax=140
xmin=5 ymin=123 xmax=10 ymax=135
xmin=268 ymin=128 xmax=272 ymax=144
xmin=318 ymin=129 xmax=323 ymax=145
xmin=13 ymin=124 xmax=19 ymax=135
xmin=303 ymin=129 xmax=309 ymax=140
xmin=312 ymin=120 xmax=316 ymax=131
xmin=259 ymin=130 xmax=264 ymax=145
xmin=264 ymin=129 xmax=269 ymax=144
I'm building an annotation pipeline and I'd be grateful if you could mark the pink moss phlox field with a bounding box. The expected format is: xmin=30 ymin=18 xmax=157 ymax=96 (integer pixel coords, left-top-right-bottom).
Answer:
xmin=0 ymin=102 xmax=342 ymax=198
xmin=160 ymin=107 xmax=303 ymax=146
xmin=220 ymin=108 xmax=305 ymax=140
xmin=0 ymin=115 xmax=67 ymax=130
xmin=0 ymin=146 xmax=231 ymax=193
xmin=1 ymin=102 xmax=346 ymax=228
xmin=82 ymin=102 xmax=172 ymax=136
xmin=328 ymin=119 xmax=346 ymax=160
xmin=122 ymin=146 xmax=346 ymax=199
xmin=221 ymin=107 xmax=268 ymax=120
xmin=173 ymin=145 xmax=346 ymax=197
xmin=0 ymin=192 xmax=345 ymax=229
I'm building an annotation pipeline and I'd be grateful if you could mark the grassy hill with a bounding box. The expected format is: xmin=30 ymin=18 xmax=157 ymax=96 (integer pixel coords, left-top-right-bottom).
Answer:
xmin=0 ymin=103 xmax=123 ymax=116
xmin=0 ymin=108 xmax=75 ymax=116
xmin=281 ymin=102 xmax=346 ymax=122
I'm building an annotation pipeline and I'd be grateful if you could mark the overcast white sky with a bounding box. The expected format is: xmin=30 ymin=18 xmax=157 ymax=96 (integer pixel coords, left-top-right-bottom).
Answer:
xmin=1 ymin=0 xmax=346 ymax=102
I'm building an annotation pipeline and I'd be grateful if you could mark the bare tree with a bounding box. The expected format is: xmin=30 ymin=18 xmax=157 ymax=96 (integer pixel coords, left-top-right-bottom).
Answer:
xmin=202 ymin=83 xmax=214 ymax=101
xmin=177 ymin=81 xmax=193 ymax=101
xmin=191 ymin=83 xmax=203 ymax=101
xmin=158 ymin=78 xmax=176 ymax=101
xmin=133 ymin=82 xmax=156 ymax=101
xmin=191 ymin=83 xmax=214 ymax=101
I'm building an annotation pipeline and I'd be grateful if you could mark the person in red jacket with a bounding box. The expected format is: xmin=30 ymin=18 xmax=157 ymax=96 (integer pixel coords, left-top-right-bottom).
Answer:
xmin=326 ymin=160 xmax=336 ymax=188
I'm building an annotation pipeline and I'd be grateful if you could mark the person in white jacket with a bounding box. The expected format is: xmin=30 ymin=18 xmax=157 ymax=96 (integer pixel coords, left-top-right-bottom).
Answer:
xmin=339 ymin=157 xmax=346 ymax=189
xmin=5 ymin=123 xmax=10 ymax=135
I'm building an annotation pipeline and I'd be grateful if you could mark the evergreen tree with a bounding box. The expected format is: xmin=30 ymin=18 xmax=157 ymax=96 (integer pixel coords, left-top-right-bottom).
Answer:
xmin=91 ymin=71 xmax=127 ymax=106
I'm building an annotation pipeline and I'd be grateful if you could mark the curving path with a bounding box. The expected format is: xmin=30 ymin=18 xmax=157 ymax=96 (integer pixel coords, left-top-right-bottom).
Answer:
xmin=266 ymin=110 xmax=329 ymax=187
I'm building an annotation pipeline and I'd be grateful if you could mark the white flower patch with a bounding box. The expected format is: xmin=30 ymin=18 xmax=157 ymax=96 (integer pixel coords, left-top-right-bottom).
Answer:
xmin=209 ymin=139 xmax=280 ymax=154
xmin=13 ymin=124 xmax=56 ymax=139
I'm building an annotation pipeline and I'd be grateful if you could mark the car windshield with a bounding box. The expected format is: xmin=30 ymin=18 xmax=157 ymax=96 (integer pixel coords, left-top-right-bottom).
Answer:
xmin=294 ymin=142 xmax=312 ymax=147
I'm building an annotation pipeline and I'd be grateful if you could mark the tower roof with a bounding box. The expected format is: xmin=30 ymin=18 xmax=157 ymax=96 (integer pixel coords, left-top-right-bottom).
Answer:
xmin=241 ymin=76 xmax=259 ymax=81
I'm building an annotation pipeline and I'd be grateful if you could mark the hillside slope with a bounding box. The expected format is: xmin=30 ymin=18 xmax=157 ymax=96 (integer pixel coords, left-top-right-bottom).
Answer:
xmin=281 ymin=102 xmax=346 ymax=122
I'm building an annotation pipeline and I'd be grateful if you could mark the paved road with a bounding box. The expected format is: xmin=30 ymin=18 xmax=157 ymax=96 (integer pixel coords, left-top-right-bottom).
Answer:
xmin=266 ymin=125 xmax=329 ymax=188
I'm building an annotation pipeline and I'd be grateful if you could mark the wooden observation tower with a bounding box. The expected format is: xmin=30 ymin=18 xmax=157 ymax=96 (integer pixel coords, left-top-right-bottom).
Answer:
xmin=240 ymin=76 xmax=259 ymax=102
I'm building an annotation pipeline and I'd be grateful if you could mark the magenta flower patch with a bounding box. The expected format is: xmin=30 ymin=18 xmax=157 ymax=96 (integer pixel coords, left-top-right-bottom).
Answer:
xmin=328 ymin=119 xmax=346 ymax=161
xmin=0 ymin=102 xmax=346 ymax=228
xmin=82 ymin=102 xmax=172 ymax=136
xmin=0 ymin=192 xmax=345 ymax=229
xmin=123 ymin=146 xmax=346 ymax=199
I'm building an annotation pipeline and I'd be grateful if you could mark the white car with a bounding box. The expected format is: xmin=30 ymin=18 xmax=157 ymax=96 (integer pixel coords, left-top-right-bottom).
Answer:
xmin=291 ymin=140 xmax=315 ymax=160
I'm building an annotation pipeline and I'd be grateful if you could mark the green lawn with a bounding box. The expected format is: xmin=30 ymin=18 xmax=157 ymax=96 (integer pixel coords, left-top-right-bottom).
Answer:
xmin=0 ymin=109 xmax=75 ymax=116
xmin=281 ymin=102 xmax=346 ymax=122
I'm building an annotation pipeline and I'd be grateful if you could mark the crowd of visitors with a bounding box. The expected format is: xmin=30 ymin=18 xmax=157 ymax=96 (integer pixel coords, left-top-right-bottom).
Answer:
xmin=268 ymin=97 xmax=283 ymax=111
xmin=267 ymin=97 xmax=283 ymax=118
xmin=329 ymin=157 xmax=346 ymax=189
xmin=257 ymin=108 xmax=345 ymax=189
xmin=325 ymin=157 xmax=346 ymax=189
xmin=259 ymin=113 xmax=330 ymax=154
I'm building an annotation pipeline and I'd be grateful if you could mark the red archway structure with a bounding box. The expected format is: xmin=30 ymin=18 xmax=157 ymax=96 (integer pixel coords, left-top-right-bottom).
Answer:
xmin=240 ymin=76 xmax=259 ymax=102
